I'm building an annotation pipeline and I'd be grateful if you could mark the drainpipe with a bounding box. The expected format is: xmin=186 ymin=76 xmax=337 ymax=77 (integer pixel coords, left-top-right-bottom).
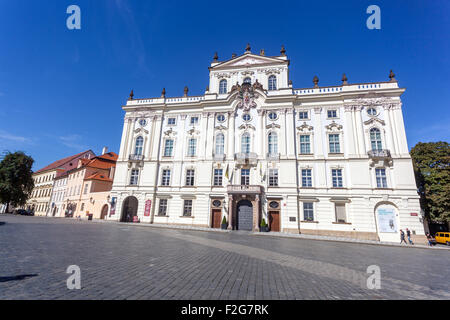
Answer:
xmin=149 ymin=95 xmax=166 ymax=224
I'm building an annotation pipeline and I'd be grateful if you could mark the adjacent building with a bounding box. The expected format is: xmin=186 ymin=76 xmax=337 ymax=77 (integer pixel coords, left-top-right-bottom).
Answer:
xmin=63 ymin=149 xmax=117 ymax=219
xmin=27 ymin=150 xmax=95 ymax=216
xmin=107 ymin=45 xmax=425 ymax=243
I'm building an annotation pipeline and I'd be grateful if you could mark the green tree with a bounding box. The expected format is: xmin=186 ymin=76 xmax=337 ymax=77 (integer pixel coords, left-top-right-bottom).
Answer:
xmin=0 ymin=152 xmax=34 ymax=212
xmin=410 ymin=142 xmax=450 ymax=224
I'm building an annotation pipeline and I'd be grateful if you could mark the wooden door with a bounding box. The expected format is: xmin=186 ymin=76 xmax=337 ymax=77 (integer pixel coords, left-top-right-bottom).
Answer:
xmin=212 ymin=209 xmax=222 ymax=229
xmin=269 ymin=211 xmax=280 ymax=232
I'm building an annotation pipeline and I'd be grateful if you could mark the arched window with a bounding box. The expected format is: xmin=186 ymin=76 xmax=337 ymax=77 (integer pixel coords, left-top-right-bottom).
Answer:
xmin=219 ymin=80 xmax=227 ymax=94
xmin=241 ymin=133 xmax=251 ymax=154
xmin=215 ymin=133 xmax=225 ymax=155
xmin=370 ymin=128 xmax=382 ymax=150
xmin=135 ymin=136 xmax=144 ymax=155
xmin=268 ymin=132 xmax=278 ymax=155
xmin=268 ymin=75 xmax=277 ymax=91
xmin=243 ymin=77 xmax=251 ymax=84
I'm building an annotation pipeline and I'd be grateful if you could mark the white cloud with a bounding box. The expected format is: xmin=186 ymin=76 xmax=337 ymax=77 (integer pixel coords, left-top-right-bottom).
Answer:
xmin=59 ymin=134 xmax=88 ymax=150
xmin=0 ymin=131 xmax=30 ymax=143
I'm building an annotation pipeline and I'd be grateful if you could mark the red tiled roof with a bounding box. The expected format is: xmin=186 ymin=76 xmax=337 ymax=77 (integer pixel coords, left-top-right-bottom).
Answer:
xmin=85 ymin=172 xmax=113 ymax=182
xmin=35 ymin=150 xmax=94 ymax=174
xmin=96 ymin=152 xmax=118 ymax=161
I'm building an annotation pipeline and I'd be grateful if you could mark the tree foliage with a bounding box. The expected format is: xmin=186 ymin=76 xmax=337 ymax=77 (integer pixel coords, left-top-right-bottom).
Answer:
xmin=0 ymin=151 xmax=34 ymax=209
xmin=410 ymin=142 xmax=450 ymax=223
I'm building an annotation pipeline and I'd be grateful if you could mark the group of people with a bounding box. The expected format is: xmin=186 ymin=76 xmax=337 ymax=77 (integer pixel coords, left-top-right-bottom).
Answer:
xmin=399 ymin=228 xmax=414 ymax=245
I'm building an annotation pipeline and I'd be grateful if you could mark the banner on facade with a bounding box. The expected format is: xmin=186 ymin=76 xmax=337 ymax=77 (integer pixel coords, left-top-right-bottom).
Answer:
xmin=144 ymin=200 xmax=152 ymax=217
xmin=377 ymin=208 xmax=397 ymax=233
xmin=110 ymin=197 xmax=117 ymax=215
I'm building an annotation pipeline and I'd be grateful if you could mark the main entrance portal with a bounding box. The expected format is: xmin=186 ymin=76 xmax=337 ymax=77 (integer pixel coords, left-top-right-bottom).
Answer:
xmin=236 ymin=200 xmax=253 ymax=231
xmin=121 ymin=196 xmax=138 ymax=222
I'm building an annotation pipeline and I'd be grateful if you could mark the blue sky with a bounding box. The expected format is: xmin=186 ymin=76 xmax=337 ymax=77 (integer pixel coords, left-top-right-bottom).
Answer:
xmin=0 ymin=0 xmax=448 ymax=170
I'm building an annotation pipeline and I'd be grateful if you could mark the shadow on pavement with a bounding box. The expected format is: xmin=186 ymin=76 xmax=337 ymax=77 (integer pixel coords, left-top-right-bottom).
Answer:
xmin=0 ymin=274 xmax=38 ymax=283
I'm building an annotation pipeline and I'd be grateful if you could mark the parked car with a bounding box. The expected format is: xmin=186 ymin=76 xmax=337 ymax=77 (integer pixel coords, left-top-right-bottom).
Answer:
xmin=14 ymin=209 xmax=28 ymax=215
xmin=434 ymin=232 xmax=450 ymax=246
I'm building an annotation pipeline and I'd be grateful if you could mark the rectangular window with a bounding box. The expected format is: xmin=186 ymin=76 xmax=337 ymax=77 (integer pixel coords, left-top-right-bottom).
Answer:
xmin=335 ymin=203 xmax=346 ymax=223
xmin=167 ymin=118 xmax=176 ymax=125
xmin=188 ymin=138 xmax=197 ymax=157
xmin=303 ymin=203 xmax=314 ymax=221
xmin=327 ymin=109 xmax=337 ymax=118
xmin=183 ymin=200 xmax=193 ymax=216
xmin=161 ymin=169 xmax=171 ymax=186
xmin=375 ymin=168 xmax=388 ymax=188
xmin=190 ymin=117 xmax=199 ymax=125
xmin=186 ymin=169 xmax=195 ymax=186
xmin=214 ymin=169 xmax=223 ymax=186
xmin=301 ymin=169 xmax=312 ymax=187
xmin=299 ymin=135 xmax=311 ymax=154
xmin=83 ymin=184 xmax=88 ymax=194
xmin=241 ymin=169 xmax=250 ymax=186
xmin=164 ymin=139 xmax=174 ymax=157
xmin=130 ymin=169 xmax=139 ymax=185
xmin=332 ymin=169 xmax=343 ymax=188
xmin=268 ymin=169 xmax=278 ymax=187
xmin=329 ymin=134 xmax=340 ymax=153
xmin=158 ymin=199 xmax=168 ymax=216
xmin=81 ymin=203 xmax=85 ymax=211
xmin=298 ymin=111 xmax=308 ymax=120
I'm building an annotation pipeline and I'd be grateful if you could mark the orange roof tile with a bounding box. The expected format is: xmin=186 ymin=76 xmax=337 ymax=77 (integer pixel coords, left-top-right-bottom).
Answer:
xmin=35 ymin=150 xmax=94 ymax=174
xmin=85 ymin=172 xmax=113 ymax=182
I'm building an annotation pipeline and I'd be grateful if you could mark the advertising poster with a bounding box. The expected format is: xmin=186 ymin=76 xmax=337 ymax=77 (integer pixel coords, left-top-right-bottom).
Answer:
xmin=110 ymin=197 xmax=117 ymax=215
xmin=144 ymin=200 xmax=152 ymax=217
xmin=377 ymin=208 xmax=397 ymax=233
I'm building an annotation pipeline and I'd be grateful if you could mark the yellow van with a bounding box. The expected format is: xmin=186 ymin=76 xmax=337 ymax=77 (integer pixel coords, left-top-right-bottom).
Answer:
xmin=434 ymin=232 xmax=450 ymax=245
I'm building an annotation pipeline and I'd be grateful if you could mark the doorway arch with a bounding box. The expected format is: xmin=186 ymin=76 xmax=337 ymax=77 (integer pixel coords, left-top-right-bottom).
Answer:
xmin=121 ymin=196 xmax=138 ymax=222
xmin=100 ymin=204 xmax=108 ymax=220
xmin=236 ymin=200 xmax=253 ymax=231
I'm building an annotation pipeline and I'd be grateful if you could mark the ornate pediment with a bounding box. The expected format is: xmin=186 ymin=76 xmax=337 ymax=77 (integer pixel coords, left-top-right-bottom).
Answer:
xmin=211 ymin=53 xmax=287 ymax=70
xmin=215 ymin=125 xmax=228 ymax=131
xmin=266 ymin=123 xmax=281 ymax=130
xmin=325 ymin=121 xmax=343 ymax=131
xmin=164 ymin=128 xmax=177 ymax=136
xmin=296 ymin=122 xmax=313 ymax=132
xmin=134 ymin=127 xmax=149 ymax=135
xmin=364 ymin=117 xmax=385 ymax=126
xmin=238 ymin=123 xmax=256 ymax=131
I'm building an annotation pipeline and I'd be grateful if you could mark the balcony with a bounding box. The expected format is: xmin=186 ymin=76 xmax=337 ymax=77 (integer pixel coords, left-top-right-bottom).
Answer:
xmin=213 ymin=153 xmax=226 ymax=161
xmin=227 ymin=185 xmax=263 ymax=194
xmin=235 ymin=152 xmax=258 ymax=166
xmin=266 ymin=153 xmax=280 ymax=161
xmin=129 ymin=154 xmax=144 ymax=161
xmin=368 ymin=149 xmax=391 ymax=159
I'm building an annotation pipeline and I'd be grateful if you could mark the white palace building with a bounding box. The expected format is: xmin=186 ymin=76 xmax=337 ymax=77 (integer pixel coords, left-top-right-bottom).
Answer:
xmin=109 ymin=45 xmax=425 ymax=243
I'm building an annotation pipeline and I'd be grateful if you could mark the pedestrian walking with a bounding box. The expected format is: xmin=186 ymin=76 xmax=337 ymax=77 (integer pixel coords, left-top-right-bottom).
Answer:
xmin=400 ymin=229 xmax=407 ymax=244
xmin=406 ymin=228 xmax=414 ymax=245
xmin=426 ymin=233 xmax=435 ymax=246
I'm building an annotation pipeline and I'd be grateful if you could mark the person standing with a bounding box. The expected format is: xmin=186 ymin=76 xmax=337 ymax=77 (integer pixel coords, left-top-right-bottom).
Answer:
xmin=426 ymin=233 xmax=434 ymax=246
xmin=406 ymin=228 xmax=414 ymax=245
xmin=400 ymin=229 xmax=407 ymax=244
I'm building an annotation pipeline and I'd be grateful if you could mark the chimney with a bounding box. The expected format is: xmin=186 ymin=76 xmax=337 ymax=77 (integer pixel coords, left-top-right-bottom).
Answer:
xmin=102 ymin=147 xmax=108 ymax=155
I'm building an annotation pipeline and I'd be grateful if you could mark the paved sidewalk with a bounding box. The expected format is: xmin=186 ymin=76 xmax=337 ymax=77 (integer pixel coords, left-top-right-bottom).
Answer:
xmin=90 ymin=218 xmax=449 ymax=251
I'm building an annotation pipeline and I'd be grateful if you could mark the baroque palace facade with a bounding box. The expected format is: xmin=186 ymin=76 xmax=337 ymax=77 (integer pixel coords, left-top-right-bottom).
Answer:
xmin=110 ymin=45 xmax=425 ymax=243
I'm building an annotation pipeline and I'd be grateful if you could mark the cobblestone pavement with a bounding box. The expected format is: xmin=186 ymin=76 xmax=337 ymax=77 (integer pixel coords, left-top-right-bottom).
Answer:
xmin=0 ymin=215 xmax=449 ymax=300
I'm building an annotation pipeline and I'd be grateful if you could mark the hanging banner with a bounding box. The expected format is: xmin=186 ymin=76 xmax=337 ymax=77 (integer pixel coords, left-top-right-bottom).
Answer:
xmin=377 ymin=208 xmax=397 ymax=233
xmin=144 ymin=199 xmax=152 ymax=217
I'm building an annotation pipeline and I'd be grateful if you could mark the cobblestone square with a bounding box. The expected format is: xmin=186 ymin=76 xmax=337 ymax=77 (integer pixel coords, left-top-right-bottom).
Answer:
xmin=0 ymin=215 xmax=449 ymax=300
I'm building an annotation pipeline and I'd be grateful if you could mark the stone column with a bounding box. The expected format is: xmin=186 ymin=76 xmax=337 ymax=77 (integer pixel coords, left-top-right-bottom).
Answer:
xmin=313 ymin=107 xmax=324 ymax=159
xmin=227 ymin=195 xmax=234 ymax=230
xmin=119 ymin=118 xmax=131 ymax=161
xmin=383 ymin=105 xmax=396 ymax=155
xmin=253 ymin=195 xmax=260 ymax=232
xmin=354 ymin=106 xmax=366 ymax=155
xmin=227 ymin=111 xmax=235 ymax=160
xmin=257 ymin=109 xmax=264 ymax=157
xmin=286 ymin=108 xmax=295 ymax=158
xmin=343 ymin=106 xmax=356 ymax=157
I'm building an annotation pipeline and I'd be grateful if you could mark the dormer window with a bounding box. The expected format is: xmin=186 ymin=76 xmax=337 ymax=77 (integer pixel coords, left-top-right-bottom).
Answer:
xmin=243 ymin=77 xmax=251 ymax=84
xmin=268 ymin=75 xmax=277 ymax=91
xmin=219 ymin=80 xmax=227 ymax=94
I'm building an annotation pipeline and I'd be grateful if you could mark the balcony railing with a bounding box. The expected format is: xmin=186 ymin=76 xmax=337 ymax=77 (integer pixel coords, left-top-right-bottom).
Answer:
xmin=213 ymin=153 xmax=226 ymax=161
xmin=235 ymin=152 xmax=258 ymax=166
xmin=266 ymin=153 xmax=280 ymax=161
xmin=368 ymin=149 xmax=391 ymax=158
xmin=129 ymin=154 xmax=144 ymax=161
xmin=227 ymin=185 xmax=263 ymax=194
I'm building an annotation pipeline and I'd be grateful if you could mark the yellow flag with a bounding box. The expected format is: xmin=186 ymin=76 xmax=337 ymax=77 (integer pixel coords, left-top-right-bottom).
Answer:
xmin=225 ymin=164 xmax=229 ymax=180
